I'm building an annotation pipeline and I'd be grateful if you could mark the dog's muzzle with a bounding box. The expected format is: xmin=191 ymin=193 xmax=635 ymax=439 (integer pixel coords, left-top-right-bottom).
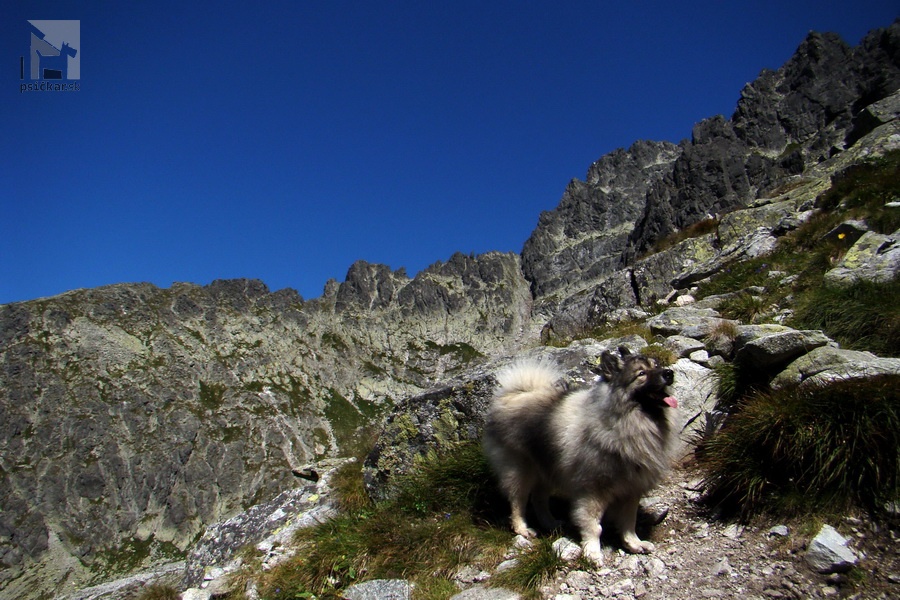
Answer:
xmin=662 ymin=368 xmax=674 ymax=385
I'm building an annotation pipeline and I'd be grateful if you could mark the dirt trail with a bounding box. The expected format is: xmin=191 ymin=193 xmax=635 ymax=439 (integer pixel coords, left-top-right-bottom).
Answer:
xmin=536 ymin=462 xmax=899 ymax=600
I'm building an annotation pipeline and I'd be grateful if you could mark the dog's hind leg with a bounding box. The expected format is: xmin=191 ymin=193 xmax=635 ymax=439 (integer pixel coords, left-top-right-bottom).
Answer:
xmin=502 ymin=470 xmax=538 ymax=538
xmin=572 ymin=495 xmax=607 ymax=565
xmin=609 ymin=496 xmax=655 ymax=554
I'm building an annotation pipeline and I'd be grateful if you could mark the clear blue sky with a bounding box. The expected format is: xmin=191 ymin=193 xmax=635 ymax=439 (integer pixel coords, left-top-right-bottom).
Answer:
xmin=3 ymin=1 xmax=897 ymax=304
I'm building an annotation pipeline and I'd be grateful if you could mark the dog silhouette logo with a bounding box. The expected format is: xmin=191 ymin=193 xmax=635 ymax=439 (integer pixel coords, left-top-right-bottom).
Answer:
xmin=25 ymin=20 xmax=80 ymax=81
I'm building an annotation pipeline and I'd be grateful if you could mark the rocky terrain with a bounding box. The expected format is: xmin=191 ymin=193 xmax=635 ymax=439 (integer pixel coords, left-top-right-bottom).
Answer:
xmin=1 ymin=20 xmax=899 ymax=600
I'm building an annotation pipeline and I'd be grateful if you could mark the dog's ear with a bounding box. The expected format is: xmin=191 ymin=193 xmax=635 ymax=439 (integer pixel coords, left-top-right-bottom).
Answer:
xmin=618 ymin=346 xmax=632 ymax=357
xmin=599 ymin=350 xmax=624 ymax=380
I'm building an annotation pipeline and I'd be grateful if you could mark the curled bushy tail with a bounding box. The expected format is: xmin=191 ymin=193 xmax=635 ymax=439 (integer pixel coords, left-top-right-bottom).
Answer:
xmin=494 ymin=359 xmax=564 ymax=401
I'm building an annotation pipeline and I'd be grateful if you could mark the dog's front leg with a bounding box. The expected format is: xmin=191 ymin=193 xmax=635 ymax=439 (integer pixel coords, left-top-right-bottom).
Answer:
xmin=572 ymin=495 xmax=606 ymax=565
xmin=610 ymin=496 xmax=655 ymax=554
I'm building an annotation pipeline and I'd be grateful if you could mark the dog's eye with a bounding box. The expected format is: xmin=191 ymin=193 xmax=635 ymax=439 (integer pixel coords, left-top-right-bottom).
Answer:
xmin=638 ymin=370 xmax=646 ymax=377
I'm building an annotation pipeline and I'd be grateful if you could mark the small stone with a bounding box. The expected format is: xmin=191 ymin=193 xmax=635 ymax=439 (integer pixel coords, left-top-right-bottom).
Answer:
xmin=674 ymin=294 xmax=696 ymax=306
xmin=768 ymin=525 xmax=789 ymax=537
xmin=645 ymin=557 xmax=666 ymax=578
xmin=689 ymin=349 xmax=710 ymax=363
xmin=805 ymin=525 xmax=859 ymax=573
xmin=712 ymin=557 xmax=733 ymax=576
xmin=825 ymin=573 xmax=846 ymax=584
xmin=565 ymin=570 xmax=593 ymax=589
xmin=513 ymin=535 xmax=533 ymax=550
xmin=722 ymin=524 xmax=743 ymax=539
xmin=610 ymin=577 xmax=634 ymax=596
xmin=553 ymin=537 xmax=582 ymax=562
xmin=495 ymin=558 xmax=519 ymax=573
xmin=619 ymin=554 xmax=642 ymax=573
xmin=343 ymin=579 xmax=412 ymax=600
xmin=639 ymin=499 xmax=670 ymax=525
xmin=706 ymin=354 xmax=725 ymax=367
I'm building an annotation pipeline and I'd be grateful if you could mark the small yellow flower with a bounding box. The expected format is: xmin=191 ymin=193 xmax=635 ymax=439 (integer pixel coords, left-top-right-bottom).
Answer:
xmin=838 ymin=232 xmax=846 ymax=240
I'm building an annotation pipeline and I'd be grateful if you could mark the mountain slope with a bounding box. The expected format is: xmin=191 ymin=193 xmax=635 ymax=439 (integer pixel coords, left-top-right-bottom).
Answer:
xmin=1 ymin=20 xmax=898 ymax=600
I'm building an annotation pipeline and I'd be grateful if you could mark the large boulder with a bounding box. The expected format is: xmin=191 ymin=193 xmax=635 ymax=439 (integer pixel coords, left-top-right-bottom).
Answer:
xmin=734 ymin=329 xmax=834 ymax=370
xmin=824 ymin=229 xmax=900 ymax=286
xmin=771 ymin=346 xmax=900 ymax=388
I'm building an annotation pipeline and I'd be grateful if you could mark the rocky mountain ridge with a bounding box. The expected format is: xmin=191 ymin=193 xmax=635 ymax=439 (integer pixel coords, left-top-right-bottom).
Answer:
xmin=1 ymin=20 xmax=899 ymax=600
xmin=523 ymin=23 xmax=900 ymax=306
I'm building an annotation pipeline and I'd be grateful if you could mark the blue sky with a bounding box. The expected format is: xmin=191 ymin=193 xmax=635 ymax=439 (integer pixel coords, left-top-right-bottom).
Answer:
xmin=3 ymin=1 xmax=897 ymax=304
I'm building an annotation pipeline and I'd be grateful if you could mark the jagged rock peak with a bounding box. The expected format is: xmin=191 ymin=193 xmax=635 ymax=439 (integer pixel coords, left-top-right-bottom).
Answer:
xmin=335 ymin=260 xmax=410 ymax=312
xmin=522 ymin=140 xmax=681 ymax=299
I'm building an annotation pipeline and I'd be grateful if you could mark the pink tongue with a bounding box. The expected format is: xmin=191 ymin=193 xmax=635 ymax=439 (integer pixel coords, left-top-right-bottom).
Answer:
xmin=664 ymin=396 xmax=678 ymax=408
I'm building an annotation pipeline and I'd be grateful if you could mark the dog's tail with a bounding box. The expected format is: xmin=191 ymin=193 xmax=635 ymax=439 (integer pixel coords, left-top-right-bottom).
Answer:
xmin=493 ymin=359 xmax=564 ymax=409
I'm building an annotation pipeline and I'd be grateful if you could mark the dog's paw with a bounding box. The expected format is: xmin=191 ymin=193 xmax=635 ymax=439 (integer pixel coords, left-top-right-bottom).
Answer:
xmin=513 ymin=525 xmax=538 ymax=539
xmin=623 ymin=538 xmax=655 ymax=554
xmin=580 ymin=540 xmax=604 ymax=566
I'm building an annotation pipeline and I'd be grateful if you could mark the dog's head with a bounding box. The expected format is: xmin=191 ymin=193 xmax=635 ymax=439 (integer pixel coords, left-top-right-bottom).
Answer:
xmin=597 ymin=346 xmax=677 ymax=409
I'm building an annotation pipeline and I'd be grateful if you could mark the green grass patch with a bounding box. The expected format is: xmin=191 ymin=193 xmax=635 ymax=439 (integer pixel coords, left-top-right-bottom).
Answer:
xmin=710 ymin=360 xmax=759 ymax=411
xmin=424 ymin=340 xmax=485 ymax=364
xmin=699 ymin=375 xmax=900 ymax=518
xmin=645 ymin=216 xmax=720 ymax=257
xmin=323 ymin=388 xmax=387 ymax=452
xmin=251 ymin=442 xmax=513 ymax=599
xmin=90 ymin=536 xmax=185 ymax=579
xmin=718 ymin=290 xmax=769 ymax=324
xmin=545 ymin=319 xmax=654 ymax=348
xmin=792 ymin=278 xmax=900 ymax=356
xmin=816 ymin=150 xmax=900 ymax=234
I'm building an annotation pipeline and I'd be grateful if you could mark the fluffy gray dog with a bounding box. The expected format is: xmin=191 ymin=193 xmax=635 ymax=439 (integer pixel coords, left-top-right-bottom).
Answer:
xmin=483 ymin=348 xmax=678 ymax=564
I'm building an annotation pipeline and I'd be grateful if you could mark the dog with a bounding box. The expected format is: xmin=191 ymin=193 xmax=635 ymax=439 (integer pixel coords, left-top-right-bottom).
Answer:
xmin=482 ymin=347 xmax=678 ymax=564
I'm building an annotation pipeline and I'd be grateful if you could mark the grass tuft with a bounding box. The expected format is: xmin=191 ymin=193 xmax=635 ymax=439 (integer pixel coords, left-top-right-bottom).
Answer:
xmin=709 ymin=361 xmax=759 ymax=411
xmin=699 ymin=375 xmax=900 ymax=518
xmin=134 ymin=585 xmax=180 ymax=600
xmin=719 ymin=291 xmax=768 ymax=324
xmin=490 ymin=537 xmax=566 ymax=598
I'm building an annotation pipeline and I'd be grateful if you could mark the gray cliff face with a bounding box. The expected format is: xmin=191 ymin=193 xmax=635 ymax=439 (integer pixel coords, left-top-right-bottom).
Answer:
xmin=521 ymin=140 xmax=681 ymax=300
xmin=2 ymin=21 xmax=900 ymax=600
xmin=0 ymin=252 xmax=532 ymax=597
